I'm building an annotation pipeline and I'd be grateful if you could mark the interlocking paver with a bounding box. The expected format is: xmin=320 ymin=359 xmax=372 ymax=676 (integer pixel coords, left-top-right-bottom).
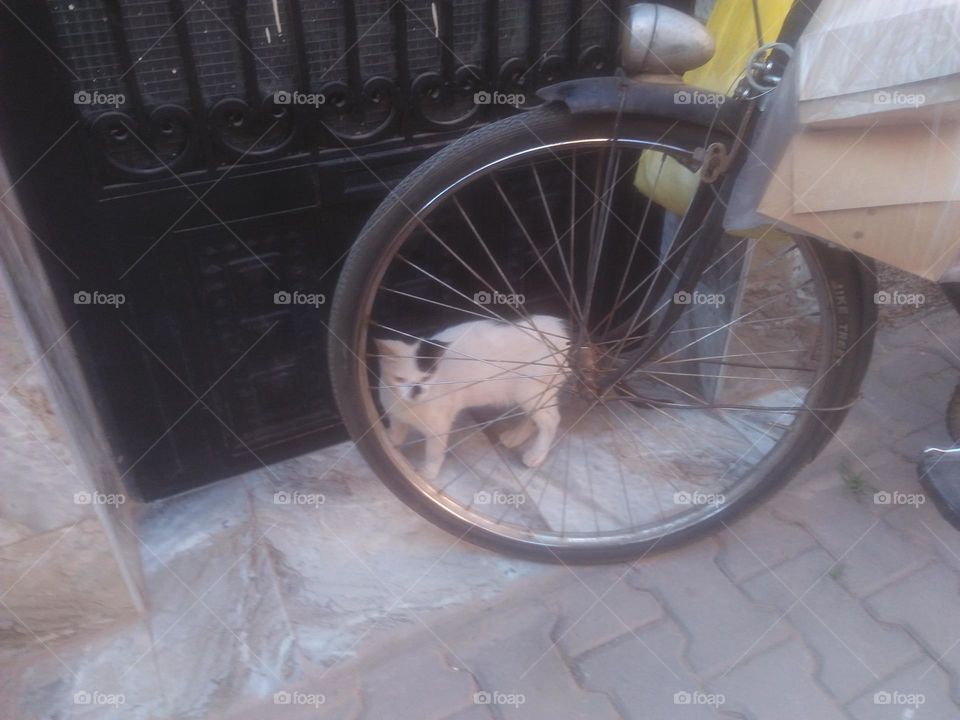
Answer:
xmin=714 ymin=507 xmax=818 ymax=584
xmin=438 ymin=601 xmax=622 ymax=720
xmin=846 ymin=659 xmax=958 ymax=720
xmin=360 ymin=644 xmax=476 ymax=720
xmin=577 ymin=619 xmax=730 ymax=719
xmin=768 ymin=467 xmax=929 ymax=597
xmin=866 ymin=563 xmax=960 ymax=688
xmin=547 ymin=565 xmax=664 ymax=658
xmin=713 ymin=639 xmax=847 ymax=720
xmin=626 ymin=540 xmax=790 ymax=677
xmin=741 ymin=548 xmax=921 ymax=702
xmin=441 ymin=705 xmax=496 ymax=720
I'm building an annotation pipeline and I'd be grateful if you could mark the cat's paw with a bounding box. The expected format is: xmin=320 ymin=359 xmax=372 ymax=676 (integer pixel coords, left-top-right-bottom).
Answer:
xmin=522 ymin=446 xmax=548 ymax=469
xmin=420 ymin=461 xmax=443 ymax=480
xmin=499 ymin=421 xmax=534 ymax=449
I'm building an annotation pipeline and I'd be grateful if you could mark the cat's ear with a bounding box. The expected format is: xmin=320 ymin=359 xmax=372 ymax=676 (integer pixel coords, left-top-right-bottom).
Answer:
xmin=416 ymin=340 xmax=449 ymax=374
xmin=373 ymin=338 xmax=411 ymax=358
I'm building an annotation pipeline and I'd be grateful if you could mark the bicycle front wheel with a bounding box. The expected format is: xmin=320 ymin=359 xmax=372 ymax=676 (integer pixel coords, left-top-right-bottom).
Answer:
xmin=329 ymin=107 xmax=877 ymax=562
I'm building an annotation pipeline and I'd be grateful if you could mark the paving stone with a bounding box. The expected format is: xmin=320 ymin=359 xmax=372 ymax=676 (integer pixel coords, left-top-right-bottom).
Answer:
xmin=360 ymin=644 xmax=476 ymax=720
xmin=546 ymin=565 xmax=664 ymax=658
xmin=813 ymin=318 xmax=957 ymax=469
xmin=768 ymin=465 xmax=929 ymax=597
xmin=891 ymin=422 xmax=952 ymax=461
xmin=441 ymin=705 xmax=496 ymax=720
xmin=714 ymin=507 xmax=818 ymax=584
xmin=866 ymin=563 xmax=960 ymax=687
xmin=847 ymin=659 xmax=959 ymax=720
xmin=439 ymin=601 xmax=621 ymax=720
xmin=741 ymin=548 xmax=921 ymax=702
xmin=228 ymin=678 xmax=362 ymax=720
xmin=577 ymin=619 xmax=732 ymax=719
xmin=626 ymin=540 xmax=790 ymax=677
xmin=853 ymin=448 xmax=929 ymax=495
xmin=713 ymin=639 xmax=847 ymax=720
xmin=868 ymin=352 xmax=956 ymax=425
xmin=879 ymin=486 xmax=960 ymax=569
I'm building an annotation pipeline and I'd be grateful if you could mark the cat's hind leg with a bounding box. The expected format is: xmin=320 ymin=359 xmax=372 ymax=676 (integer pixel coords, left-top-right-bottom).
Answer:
xmin=521 ymin=406 xmax=560 ymax=469
xmin=499 ymin=418 xmax=535 ymax=448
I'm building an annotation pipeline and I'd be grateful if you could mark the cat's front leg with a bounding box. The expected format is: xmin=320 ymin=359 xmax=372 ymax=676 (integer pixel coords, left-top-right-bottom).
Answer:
xmin=420 ymin=420 xmax=451 ymax=480
xmin=386 ymin=418 xmax=409 ymax=445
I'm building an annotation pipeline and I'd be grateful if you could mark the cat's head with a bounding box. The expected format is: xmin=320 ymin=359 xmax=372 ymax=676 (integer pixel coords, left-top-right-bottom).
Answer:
xmin=374 ymin=338 xmax=447 ymax=403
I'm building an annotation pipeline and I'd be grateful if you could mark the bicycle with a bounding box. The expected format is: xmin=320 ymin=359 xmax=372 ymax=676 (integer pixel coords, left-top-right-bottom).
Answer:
xmin=326 ymin=2 xmax=878 ymax=562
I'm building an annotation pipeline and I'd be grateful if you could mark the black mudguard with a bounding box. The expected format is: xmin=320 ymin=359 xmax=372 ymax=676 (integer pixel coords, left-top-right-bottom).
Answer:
xmin=536 ymin=76 xmax=746 ymax=136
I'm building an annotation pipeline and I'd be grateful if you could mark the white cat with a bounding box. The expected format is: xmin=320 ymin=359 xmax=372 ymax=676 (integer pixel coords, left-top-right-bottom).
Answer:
xmin=375 ymin=315 xmax=570 ymax=479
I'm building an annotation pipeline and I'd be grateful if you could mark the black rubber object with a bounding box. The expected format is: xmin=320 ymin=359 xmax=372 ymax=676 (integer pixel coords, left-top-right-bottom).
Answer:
xmin=328 ymin=106 xmax=879 ymax=563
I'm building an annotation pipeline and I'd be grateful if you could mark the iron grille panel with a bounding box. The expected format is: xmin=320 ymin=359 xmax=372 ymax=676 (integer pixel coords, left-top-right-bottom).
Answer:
xmin=303 ymin=1 xmax=346 ymax=84
xmin=498 ymin=0 xmax=529 ymax=59
xmin=123 ymin=1 xmax=186 ymax=106
xmin=452 ymin=0 xmax=485 ymax=63
xmin=248 ymin=0 xmax=298 ymax=95
xmin=355 ymin=1 xmax=395 ymax=79
xmin=47 ymin=0 xmax=623 ymax=181
xmin=49 ymin=1 xmax=126 ymax=103
xmin=184 ymin=0 xmax=243 ymax=101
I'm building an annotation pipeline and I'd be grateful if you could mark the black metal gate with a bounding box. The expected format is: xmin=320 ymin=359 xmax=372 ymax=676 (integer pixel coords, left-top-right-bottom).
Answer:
xmin=0 ymin=0 xmax=692 ymax=499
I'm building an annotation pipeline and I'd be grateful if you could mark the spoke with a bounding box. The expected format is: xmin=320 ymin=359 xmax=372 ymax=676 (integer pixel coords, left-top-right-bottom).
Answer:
xmin=580 ymin=146 xmax=623 ymax=346
xmin=636 ymin=368 xmax=807 ymax=381
xmin=610 ymin=277 xmax=817 ymax=373
xmin=354 ymin=131 xmax=845 ymax=546
xmin=665 ymin=311 xmax=821 ymax=336
xmin=391 ymin=257 xmax=569 ymax=346
xmin=599 ymin=151 xmax=668 ymax=339
xmin=451 ymin=194 xmax=567 ymax=357
xmin=491 ymin=173 xmax=581 ymax=324
xmin=525 ymin=163 xmax=585 ymax=324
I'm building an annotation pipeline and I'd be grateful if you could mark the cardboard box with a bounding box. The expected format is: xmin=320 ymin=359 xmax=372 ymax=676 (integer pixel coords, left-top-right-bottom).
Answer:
xmin=797 ymin=0 xmax=960 ymax=128
xmin=756 ymin=124 xmax=960 ymax=280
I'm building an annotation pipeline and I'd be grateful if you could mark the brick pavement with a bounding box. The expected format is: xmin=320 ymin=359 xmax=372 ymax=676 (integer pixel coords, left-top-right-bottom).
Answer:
xmin=227 ymin=302 xmax=960 ymax=720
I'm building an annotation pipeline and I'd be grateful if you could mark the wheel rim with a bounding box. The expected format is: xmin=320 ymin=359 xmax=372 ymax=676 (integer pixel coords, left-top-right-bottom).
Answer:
xmin=348 ymin=132 xmax=835 ymax=550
